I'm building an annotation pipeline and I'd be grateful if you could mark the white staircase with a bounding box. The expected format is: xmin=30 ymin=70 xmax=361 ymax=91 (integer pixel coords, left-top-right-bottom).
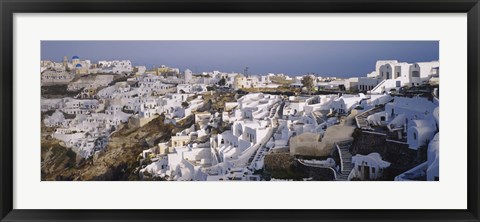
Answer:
xmin=370 ymin=79 xmax=387 ymax=94
xmin=336 ymin=141 xmax=353 ymax=181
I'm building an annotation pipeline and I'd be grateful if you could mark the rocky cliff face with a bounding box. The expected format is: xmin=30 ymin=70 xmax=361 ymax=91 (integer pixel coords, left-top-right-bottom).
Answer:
xmin=41 ymin=140 xmax=80 ymax=181
xmin=41 ymin=115 xmax=182 ymax=181
xmin=199 ymin=92 xmax=236 ymax=113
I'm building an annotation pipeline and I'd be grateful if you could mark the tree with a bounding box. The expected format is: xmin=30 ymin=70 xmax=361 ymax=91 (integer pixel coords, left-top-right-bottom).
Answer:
xmin=218 ymin=77 xmax=226 ymax=86
xmin=301 ymin=75 xmax=315 ymax=92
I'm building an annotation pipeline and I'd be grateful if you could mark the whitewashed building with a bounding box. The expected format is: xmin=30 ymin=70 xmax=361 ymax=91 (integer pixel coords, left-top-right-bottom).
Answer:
xmin=349 ymin=153 xmax=391 ymax=180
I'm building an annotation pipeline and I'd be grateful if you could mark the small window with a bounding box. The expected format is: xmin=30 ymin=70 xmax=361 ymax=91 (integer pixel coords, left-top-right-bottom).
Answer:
xmin=372 ymin=168 xmax=376 ymax=173
xmin=413 ymin=132 xmax=417 ymax=140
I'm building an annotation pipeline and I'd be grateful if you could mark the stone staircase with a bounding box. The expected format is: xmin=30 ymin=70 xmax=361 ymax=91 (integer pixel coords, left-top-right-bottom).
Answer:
xmin=268 ymin=102 xmax=280 ymax=118
xmin=297 ymin=141 xmax=354 ymax=181
xmin=336 ymin=141 xmax=353 ymax=181
xmin=248 ymin=145 xmax=268 ymax=169
xmin=247 ymin=102 xmax=281 ymax=169
xmin=247 ymin=147 xmax=259 ymax=165
xmin=355 ymin=105 xmax=385 ymax=129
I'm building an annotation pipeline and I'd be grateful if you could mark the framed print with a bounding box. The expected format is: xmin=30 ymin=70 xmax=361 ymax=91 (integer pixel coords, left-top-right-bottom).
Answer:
xmin=1 ymin=0 xmax=479 ymax=221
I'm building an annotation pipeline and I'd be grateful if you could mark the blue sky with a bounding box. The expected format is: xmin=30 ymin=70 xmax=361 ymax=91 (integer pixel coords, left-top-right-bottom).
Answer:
xmin=41 ymin=41 xmax=439 ymax=77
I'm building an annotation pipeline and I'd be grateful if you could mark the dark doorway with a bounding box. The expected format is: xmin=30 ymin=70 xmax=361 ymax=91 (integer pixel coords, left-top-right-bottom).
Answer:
xmin=364 ymin=166 xmax=370 ymax=180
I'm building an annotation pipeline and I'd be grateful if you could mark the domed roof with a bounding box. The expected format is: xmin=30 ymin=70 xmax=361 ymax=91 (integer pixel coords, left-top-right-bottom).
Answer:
xmin=75 ymin=64 xmax=82 ymax=68
xmin=72 ymin=56 xmax=79 ymax=59
xmin=411 ymin=119 xmax=432 ymax=128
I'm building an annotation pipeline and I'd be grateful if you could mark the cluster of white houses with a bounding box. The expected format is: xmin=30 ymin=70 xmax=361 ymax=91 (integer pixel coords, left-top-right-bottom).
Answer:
xmin=139 ymin=91 xmax=438 ymax=181
xmin=41 ymin=56 xmax=134 ymax=76
xmin=354 ymin=95 xmax=439 ymax=181
xmin=291 ymin=60 xmax=439 ymax=93
xmin=42 ymin=57 xmax=439 ymax=181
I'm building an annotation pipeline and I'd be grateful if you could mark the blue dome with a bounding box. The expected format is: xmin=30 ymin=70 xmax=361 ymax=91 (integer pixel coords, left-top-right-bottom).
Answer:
xmin=72 ymin=56 xmax=79 ymax=59
xmin=75 ymin=64 xmax=82 ymax=68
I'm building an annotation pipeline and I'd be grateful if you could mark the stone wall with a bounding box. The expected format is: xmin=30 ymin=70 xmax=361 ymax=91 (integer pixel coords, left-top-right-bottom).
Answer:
xmin=264 ymin=153 xmax=334 ymax=181
xmin=264 ymin=153 xmax=301 ymax=179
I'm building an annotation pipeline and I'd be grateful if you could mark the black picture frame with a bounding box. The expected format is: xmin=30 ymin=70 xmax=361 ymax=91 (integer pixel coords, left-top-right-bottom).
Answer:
xmin=1 ymin=0 xmax=479 ymax=221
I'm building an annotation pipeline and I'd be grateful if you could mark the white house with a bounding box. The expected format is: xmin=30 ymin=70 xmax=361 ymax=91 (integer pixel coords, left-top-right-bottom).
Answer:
xmin=98 ymin=60 xmax=132 ymax=74
xmin=41 ymin=69 xmax=74 ymax=85
xmin=364 ymin=96 xmax=439 ymax=150
xmin=41 ymin=98 xmax=65 ymax=112
xmin=112 ymin=60 xmax=132 ymax=74
xmin=369 ymin=60 xmax=440 ymax=94
xmin=331 ymin=95 xmax=364 ymax=114
xmin=184 ymin=69 xmax=193 ymax=84
xmin=384 ymin=96 xmax=438 ymax=123
xmin=134 ymin=66 xmax=146 ymax=75
xmin=374 ymin=60 xmax=398 ymax=79
xmin=43 ymin=110 xmax=67 ymax=127
xmin=407 ymin=119 xmax=437 ymax=150
xmin=348 ymin=152 xmax=391 ymax=180
xmin=233 ymin=74 xmax=248 ymax=90
xmin=409 ymin=61 xmax=440 ymax=86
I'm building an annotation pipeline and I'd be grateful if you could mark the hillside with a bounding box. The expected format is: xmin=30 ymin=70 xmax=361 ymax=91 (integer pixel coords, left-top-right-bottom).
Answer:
xmin=41 ymin=114 xmax=191 ymax=181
